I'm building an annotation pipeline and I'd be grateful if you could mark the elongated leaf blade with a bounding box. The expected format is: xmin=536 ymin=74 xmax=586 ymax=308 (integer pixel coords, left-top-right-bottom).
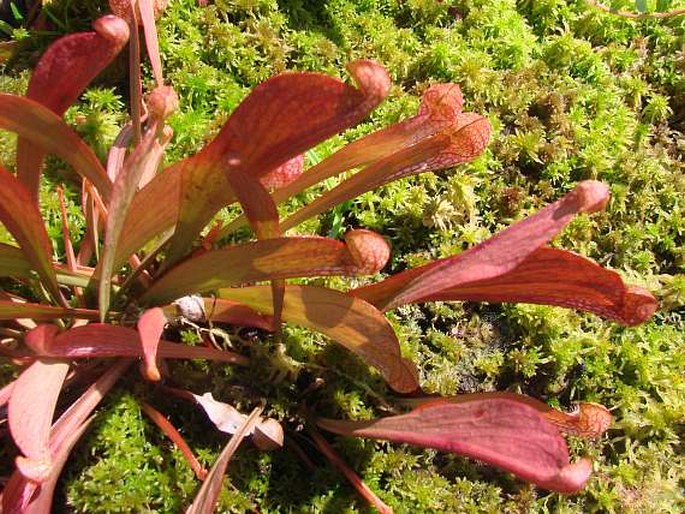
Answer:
xmin=202 ymin=298 xmax=273 ymax=331
xmin=0 ymin=94 xmax=111 ymax=199
xmin=351 ymin=181 xmax=611 ymax=312
xmin=24 ymin=323 xmax=249 ymax=366
xmin=8 ymin=355 xmax=70 ymax=482
xmin=400 ymin=392 xmax=613 ymax=439
xmin=143 ymin=232 xmax=389 ymax=305
xmin=124 ymin=61 xmax=390 ymax=269
xmin=0 ymin=165 xmax=63 ymax=304
xmin=17 ymin=15 xmax=129 ymax=197
xmin=282 ymin=113 xmax=491 ymax=231
xmin=0 ymin=300 xmax=98 ymax=321
xmin=274 ymin=83 xmax=465 ymax=205
xmin=383 ymin=246 xmax=656 ymax=326
xmin=96 ymin=116 xmax=168 ymax=318
xmin=186 ymin=407 xmax=263 ymax=514
xmin=4 ymin=360 xmax=130 ymax=513
xmin=318 ymin=397 xmax=593 ymax=493
xmin=138 ymin=0 xmax=164 ymax=85
xmin=218 ymin=285 xmax=418 ymax=393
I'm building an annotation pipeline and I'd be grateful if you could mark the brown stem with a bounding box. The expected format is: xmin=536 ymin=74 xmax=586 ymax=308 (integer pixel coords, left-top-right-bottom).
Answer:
xmin=307 ymin=425 xmax=393 ymax=514
xmin=139 ymin=400 xmax=208 ymax=480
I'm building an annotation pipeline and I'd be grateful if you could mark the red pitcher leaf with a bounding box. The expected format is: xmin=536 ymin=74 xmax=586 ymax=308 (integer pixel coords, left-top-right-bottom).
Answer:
xmin=385 ymin=247 xmax=656 ymax=326
xmin=50 ymin=359 xmax=132 ymax=449
xmin=350 ymin=181 xmax=611 ymax=312
xmin=137 ymin=307 xmax=168 ymax=381
xmin=0 ymin=243 xmax=33 ymax=278
xmin=0 ymin=94 xmax=112 ymax=200
xmin=400 ymin=393 xmax=613 ymax=440
xmin=2 ymin=420 xmax=92 ymax=513
xmin=281 ymin=114 xmax=491 ymax=231
xmin=317 ymin=397 xmax=593 ymax=493
xmin=261 ymin=154 xmax=305 ymax=191
xmin=0 ymin=165 xmax=64 ymax=305
xmin=137 ymin=0 xmax=165 ymax=86
xmin=218 ymin=285 xmax=419 ymax=393
xmin=24 ymin=15 xmax=129 ymax=116
xmin=143 ymin=236 xmax=388 ymax=305
xmin=96 ymin=110 xmax=171 ymax=318
xmin=0 ymin=300 xmax=98 ymax=321
xmin=202 ymin=298 xmax=273 ymax=331
xmin=16 ymin=15 xmax=129 ymax=197
xmin=344 ymin=229 xmax=391 ymax=274
xmin=202 ymin=59 xmax=390 ymax=180
xmin=124 ymin=61 xmax=390 ymax=268
xmin=186 ymin=406 xmax=263 ymax=514
xmin=8 ymin=355 xmax=70 ymax=481
xmin=273 ymin=84 xmax=465 ymax=207
xmin=24 ymin=323 xmax=249 ymax=366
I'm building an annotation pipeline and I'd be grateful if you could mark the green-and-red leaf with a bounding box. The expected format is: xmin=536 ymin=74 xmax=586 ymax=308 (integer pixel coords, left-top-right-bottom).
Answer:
xmin=95 ymin=110 xmax=170 ymax=318
xmin=16 ymin=15 xmax=129 ymax=197
xmin=0 ymin=300 xmax=98 ymax=321
xmin=371 ymin=246 xmax=656 ymax=326
xmin=0 ymin=94 xmax=111 ymax=199
xmin=24 ymin=323 xmax=249 ymax=366
xmin=274 ymin=83 xmax=465 ymax=205
xmin=142 ymin=232 xmax=390 ymax=305
xmin=116 ymin=60 xmax=390 ymax=268
xmin=218 ymin=285 xmax=418 ymax=393
xmin=0 ymin=165 xmax=64 ymax=305
xmin=351 ymin=181 xmax=612 ymax=312
xmin=318 ymin=397 xmax=593 ymax=494
xmin=281 ymin=112 xmax=491 ymax=231
xmin=202 ymin=298 xmax=273 ymax=331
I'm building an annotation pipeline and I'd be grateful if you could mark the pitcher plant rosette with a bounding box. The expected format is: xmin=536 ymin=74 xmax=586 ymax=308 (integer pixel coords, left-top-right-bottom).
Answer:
xmin=0 ymin=4 xmax=657 ymax=512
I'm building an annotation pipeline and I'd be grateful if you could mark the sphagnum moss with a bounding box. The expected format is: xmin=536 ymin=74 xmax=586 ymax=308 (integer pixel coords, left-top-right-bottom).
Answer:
xmin=0 ymin=0 xmax=683 ymax=512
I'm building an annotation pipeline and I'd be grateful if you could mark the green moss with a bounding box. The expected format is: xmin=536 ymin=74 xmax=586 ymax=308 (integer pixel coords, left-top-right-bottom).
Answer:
xmin=2 ymin=0 xmax=684 ymax=511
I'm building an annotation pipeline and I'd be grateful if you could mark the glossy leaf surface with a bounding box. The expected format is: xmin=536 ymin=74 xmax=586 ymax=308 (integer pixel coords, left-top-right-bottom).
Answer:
xmin=351 ymin=181 xmax=613 ymax=312
xmin=143 ymin=232 xmax=390 ymax=305
xmin=218 ymin=285 xmax=418 ymax=392
xmin=0 ymin=94 xmax=111 ymax=199
xmin=318 ymin=397 xmax=593 ymax=493
xmin=8 ymin=358 xmax=70 ymax=482
xmin=0 ymin=165 xmax=63 ymax=304
xmin=16 ymin=15 xmax=129 ymax=196
xmin=117 ymin=60 xmax=390 ymax=268
xmin=24 ymin=323 xmax=248 ymax=366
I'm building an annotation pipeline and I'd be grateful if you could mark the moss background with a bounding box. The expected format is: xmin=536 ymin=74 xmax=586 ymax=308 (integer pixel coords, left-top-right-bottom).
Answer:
xmin=1 ymin=0 xmax=684 ymax=512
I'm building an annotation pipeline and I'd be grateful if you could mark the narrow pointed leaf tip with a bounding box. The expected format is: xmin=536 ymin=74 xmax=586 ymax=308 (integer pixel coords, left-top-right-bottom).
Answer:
xmin=317 ymin=397 xmax=594 ymax=493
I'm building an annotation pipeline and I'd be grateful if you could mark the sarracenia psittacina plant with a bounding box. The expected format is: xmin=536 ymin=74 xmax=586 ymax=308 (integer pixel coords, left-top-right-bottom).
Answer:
xmin=0 ymin=8 xmax=656 ymax=513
